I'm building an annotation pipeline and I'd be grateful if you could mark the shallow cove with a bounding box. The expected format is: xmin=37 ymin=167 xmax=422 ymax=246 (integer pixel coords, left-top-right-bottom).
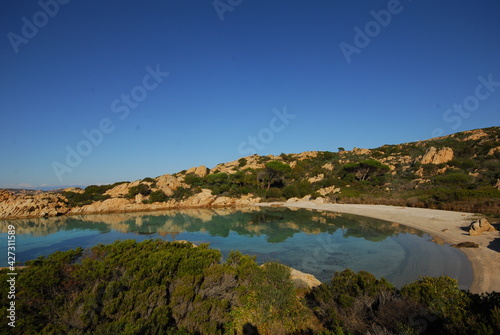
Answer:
xmin=0 ymin=206 xmax=472 ymax=289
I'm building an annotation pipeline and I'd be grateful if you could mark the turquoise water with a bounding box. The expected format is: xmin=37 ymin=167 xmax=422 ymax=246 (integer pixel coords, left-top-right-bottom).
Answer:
xmin=0 ymin=207 xmax=472 ymax=289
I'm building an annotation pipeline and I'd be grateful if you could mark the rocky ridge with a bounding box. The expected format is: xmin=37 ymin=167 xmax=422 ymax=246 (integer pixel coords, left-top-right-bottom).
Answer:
xmin=1 ymin=127 xmax=499 ymax=219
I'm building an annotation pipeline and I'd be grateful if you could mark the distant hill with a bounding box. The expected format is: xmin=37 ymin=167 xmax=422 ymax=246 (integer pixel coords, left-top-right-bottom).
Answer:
xmin=1 ymin=127 xmax=499 ymax=219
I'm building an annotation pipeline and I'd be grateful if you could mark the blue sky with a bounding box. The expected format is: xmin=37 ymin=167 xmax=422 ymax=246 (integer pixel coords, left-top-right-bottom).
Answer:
xmin=1 ymin=0 xmax=499 ymax=189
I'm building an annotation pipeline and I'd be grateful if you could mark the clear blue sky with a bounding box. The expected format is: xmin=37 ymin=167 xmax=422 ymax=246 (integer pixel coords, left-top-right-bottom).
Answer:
xmin=1 ymin=0 xmax=499 ymax=189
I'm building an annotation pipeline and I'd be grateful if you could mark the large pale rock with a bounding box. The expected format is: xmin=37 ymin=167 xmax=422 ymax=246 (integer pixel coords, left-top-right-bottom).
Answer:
xmin=494 ymin=179 xmax=500 ymax=190
xmin=105 ymin=182 xmax=130 ymax=197
xmin=469 ymin=218 xmax=496 ymax=236
xmin=259 ymin=264 xmax=321 ymax=290
xmin=211 ymin=196 xmax=235 ymax=207
xmin=461 ymin=129 xmax=488 ymax=141
xmin=179 ymin=189 xmax=215 ymax=208
xmin=0 ymin=191 xmax=70 ymax=219
xmin=296 ymin=151 xmax=318 ymax=160
xmin=69 ymin=198 xmax=132 ymax=214
xmin=289 ymin=268 xmax=322 ymax=290
xmin=156 ymin=174 xmax=183 ymax=196
xmin=186 ymin=167 xmax=196 ymax=174
xmin=318 ymin=186 xmax=340 ymax=196
xmin=308 ymin=174 xmax=324 ymax=183
xmin=135 ymin=193 xmax=144 ymax=204
xmin=194 ymin=165 xmax=208 ymax=177
xmin=186 ymin=166 xmax=208 ymax=177
xmin=211 ymin=195 xmax=260 ymax=207
xmin=313 ymin=197 xmax=325 ymax=204
xmin=488 ymin=146 xmax=500 ymax=156
xmin=421 ymin=146 xmax=454 ymax=165
xmin=322 ymin=162 xmax=334 ymax=171
xmin=352 ymin=147 xmax=371 ymax=155
xmin=234 ymin=194 xmax=261 ymax=205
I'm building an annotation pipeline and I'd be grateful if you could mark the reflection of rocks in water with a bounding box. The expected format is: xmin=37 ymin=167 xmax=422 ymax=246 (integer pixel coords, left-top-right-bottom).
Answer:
xmin=0 ymin=216 xmax=108 ymax=236
xmin=1 ymin=208 xmax=427 ymax=246
xmin=248 ymin=212 xmax=284 ymax=225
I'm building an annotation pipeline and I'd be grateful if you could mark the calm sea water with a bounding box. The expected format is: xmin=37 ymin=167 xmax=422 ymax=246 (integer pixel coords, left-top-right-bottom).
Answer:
xmin=0 ymin=207 xmax=472 ymax=289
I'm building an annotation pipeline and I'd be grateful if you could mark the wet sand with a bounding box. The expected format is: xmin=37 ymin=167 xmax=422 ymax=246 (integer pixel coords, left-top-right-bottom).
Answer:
xmin=256 ymin=201 xmax=500 ymax=293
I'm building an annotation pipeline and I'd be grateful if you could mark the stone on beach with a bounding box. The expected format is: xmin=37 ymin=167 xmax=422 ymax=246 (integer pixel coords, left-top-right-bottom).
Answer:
xmin=469 ymin=218 xmax=496 ymax=236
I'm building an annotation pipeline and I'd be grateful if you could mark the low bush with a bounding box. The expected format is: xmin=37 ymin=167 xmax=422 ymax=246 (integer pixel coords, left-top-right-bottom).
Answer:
xmin=149 ymin=190 xmax=169 ymax=203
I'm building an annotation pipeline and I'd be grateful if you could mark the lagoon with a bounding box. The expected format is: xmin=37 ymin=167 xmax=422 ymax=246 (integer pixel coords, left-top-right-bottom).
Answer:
xmin=0 ymin=207 xmax=472 ymax=289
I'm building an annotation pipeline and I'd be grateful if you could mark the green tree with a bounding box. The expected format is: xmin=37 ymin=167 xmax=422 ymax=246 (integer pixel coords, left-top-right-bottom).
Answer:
xmin=342 ymin=159 xmax=390 ymax=182
xmin=259 ymin=161 xmax=291 ymax=190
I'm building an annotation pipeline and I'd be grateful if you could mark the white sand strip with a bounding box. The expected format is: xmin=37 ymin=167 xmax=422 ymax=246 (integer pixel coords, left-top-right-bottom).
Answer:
xmin=255 ymin=201 xmax=500 ymax=294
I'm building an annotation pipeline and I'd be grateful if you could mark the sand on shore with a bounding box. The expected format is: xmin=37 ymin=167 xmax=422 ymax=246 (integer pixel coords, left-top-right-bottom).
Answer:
xmin=255 ymin=201 xmax=500 ymax=294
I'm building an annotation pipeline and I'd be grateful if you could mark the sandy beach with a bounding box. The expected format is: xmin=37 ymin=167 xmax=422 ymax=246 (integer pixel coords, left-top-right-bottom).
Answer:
xmin=256 ymin=201 xmax=500 ymax=294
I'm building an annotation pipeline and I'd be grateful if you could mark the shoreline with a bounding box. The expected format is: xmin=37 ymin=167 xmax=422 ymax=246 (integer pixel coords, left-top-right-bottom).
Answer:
xmin=255 ymin=201 xmax=500 ymax=294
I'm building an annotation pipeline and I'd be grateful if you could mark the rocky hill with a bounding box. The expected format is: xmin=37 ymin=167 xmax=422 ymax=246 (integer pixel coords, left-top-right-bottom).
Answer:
xmin=1 ymin=127 xmax=499 ymax=219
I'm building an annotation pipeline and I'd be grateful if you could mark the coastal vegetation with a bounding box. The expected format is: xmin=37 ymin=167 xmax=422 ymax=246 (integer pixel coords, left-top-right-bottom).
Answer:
xmin=1 ymin=239 xmax=499 ymax=334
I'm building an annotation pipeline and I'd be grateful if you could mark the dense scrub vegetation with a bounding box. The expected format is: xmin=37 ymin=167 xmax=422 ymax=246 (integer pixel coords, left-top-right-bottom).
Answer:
xmin=1 ymin=240 xmax=499 ymax=334
xmin=61 ymin=183 xmax=127 ymax=207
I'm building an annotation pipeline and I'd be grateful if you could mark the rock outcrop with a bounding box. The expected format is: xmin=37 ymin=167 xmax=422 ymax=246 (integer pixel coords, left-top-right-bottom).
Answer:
xmin=289 ymin=267 xmax=322 ymax=290
xmin=186 ymin=165 xmax=209 ymax=177
xmin=351 ymin=147 xmax=371 ymax=156
xmin=318 ymin=186 xmax=340 ymax=196
xmin=156 ymin=174 xmax=185 ymax=196
xmin=0 ymin=190 xmax=70 ymax=219
xmin=469 ymin=218 xmax=496 ymax=236
xmin=420 ymin=146 xmax=454 ymax=165
xmin=487 ymin=146 xmax=500 ymax=156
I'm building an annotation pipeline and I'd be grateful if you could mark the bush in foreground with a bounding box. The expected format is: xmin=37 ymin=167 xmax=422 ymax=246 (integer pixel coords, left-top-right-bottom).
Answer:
xmin=1 ymin=240 xmax=499 ymax=334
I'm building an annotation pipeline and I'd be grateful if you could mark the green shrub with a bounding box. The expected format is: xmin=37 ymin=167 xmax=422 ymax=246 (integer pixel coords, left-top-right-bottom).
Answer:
xmin=266 ymin=187 xmax=283 ymax=200
xmin=238 ymin=158 xmax=247 ymax=167
xmin=149 ymin=190 xmax=169 ymax=203
xmin=184 ymin=173 xmax=203 ymax=187
xmin=62 ymin=184 xmax=113 ymax=207
xmin=434 ymin=172 xmax=472 ymax=186
xmin=126 ymin=183 xmax=151 ymax=199
xmin=171 ymin=187 xmax=192 ymax=200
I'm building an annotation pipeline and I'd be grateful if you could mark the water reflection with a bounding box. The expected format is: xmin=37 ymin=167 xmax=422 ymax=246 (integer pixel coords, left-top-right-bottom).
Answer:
xmin=0 ymin=207 xmax=472 ymax=288
xmin=1 ymin=207 xmax=423 ymax=243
